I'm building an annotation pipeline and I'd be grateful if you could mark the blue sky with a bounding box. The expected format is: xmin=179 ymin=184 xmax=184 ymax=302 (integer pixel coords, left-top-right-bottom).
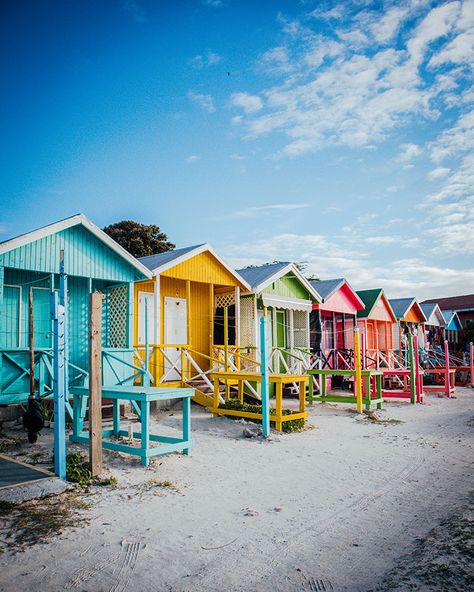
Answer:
xmin=0 ymin=0 xmax=473 ymax=298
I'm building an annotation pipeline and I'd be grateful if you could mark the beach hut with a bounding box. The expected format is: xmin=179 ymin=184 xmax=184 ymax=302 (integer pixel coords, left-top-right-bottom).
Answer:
xmin=134 ymin=244 xmax=249 ymax=405
xmin=356 ymin=289 xmax=397 ymax=368
xmin=236 ymin=262 xmax=321 ymax=373
xmin=309 ymin=278 xmax=365 ymax=369
xmin=442 ymin=310 xmax=462 ymax=349
xmin=420 ymin=303 xmax=446 ymax=349
xmin=388 ymin=298 xmax=427 ymax=353
xmin=0 ymin=214 xmax=152 ymax=405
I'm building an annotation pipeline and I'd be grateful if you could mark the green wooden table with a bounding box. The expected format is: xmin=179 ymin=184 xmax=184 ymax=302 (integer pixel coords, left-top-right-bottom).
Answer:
xmin=70 ymin=385 xmax=194 ymax=466
xmin=308 ymin=369 xmax=383 ymax=411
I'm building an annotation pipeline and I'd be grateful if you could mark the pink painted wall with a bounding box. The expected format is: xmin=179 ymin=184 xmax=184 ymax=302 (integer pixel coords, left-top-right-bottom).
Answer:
xmin=314 ymin=283 xmax=364 ymax=315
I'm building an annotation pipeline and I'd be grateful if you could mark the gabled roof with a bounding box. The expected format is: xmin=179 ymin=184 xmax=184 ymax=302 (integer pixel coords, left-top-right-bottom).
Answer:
xmin=0 ymin=213 xmax=152 ymax=279
xmin=139 ymin=243 xmax=250 ymax=290
xmin=420 ymin=303 xmax=446 ymax=326
xmin=236 ymin=262 xmax=321 ymax=302
xmin=389 ymin=297 xmax=427 ymax=322
xmin=139 ymin=244 xmax=204 ymax=271
xmin=356 ymin=288 xmax=396 ymax=321
xmin=421 ymin=294 xmax=474 ymax=312
xmin=442 ymin=309 xmax=462 ymax=330
xmin=310 ymin=277 xmax=365 ymax=308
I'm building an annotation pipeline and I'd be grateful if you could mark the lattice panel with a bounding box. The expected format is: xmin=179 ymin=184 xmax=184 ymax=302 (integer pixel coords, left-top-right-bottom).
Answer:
xmin=293 ymin=310 xmax=309 ymax=348
xmin=240 ymin=297 xmax=255 ymax=347
xmin=103 ymin=285 xmax=128 ymax=348
xmin=215 ymin=292 xmax=235 ymax=308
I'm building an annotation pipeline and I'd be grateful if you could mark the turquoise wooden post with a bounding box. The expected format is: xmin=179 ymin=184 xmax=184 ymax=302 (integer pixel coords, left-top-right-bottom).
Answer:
xmin=143 ymin=297 xmax=150 ymax=387
xmin=260 ymin=315 xmax=270 ymax=437
xmin=140 ymin=399 xmax=150 ymax=466
xmin=59 ymin=250 xmax=69 ymax=401
xmin=408 ymin=331 xmax=416 ymax=404
xmin=51 ymin=290 xmax=66 ymax=479
xmin=183 ymin=396 xmax=191 ymax=455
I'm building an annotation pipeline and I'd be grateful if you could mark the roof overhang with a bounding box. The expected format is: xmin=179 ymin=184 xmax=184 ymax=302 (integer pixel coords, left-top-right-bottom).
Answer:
xmin=253 ymin=263 xmax=322 ymax=303
xmin=0 ymin=213 xmax=152 ymax=279
xmin=358 ymin=290 xmax=397 ymax=323
xmin=149 ymin=243 xmax=251 ymax=291
xmin=262 ymin=294 xmax=313 ymax=313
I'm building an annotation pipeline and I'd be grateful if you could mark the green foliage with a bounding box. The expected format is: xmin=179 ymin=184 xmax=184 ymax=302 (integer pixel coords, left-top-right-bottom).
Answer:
xmin=220 ymin=400 xmax=306 ymax=433
xmin=66 ymin=452 xmax=92 ymax=487
xmin=103 ymin=220 xmax=175 ymax=258
xmin=94 ymin=476 xmax=118 ymax=488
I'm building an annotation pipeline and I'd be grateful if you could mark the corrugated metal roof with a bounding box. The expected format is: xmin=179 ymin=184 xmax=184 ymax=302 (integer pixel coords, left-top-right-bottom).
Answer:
xmin=389 ymin=297 xmax=415 ymax=319
xmin=309 ymin=278 xmax=344 ymax=301
xmin=356 ymin=288 xmax=383 ymax=318
xmin=139 ymin=244 xmax=205 ymax=271
xmin=236 ymin=262 xmax=290 ymax=291
xmin=421 ymin=294 xmax=474 ymax=311
xmin=420 ymin=303 xmax=437 ymax=319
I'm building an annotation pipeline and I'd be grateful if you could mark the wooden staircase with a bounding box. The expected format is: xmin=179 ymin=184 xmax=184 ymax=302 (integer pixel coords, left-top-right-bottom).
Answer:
xmin=185 ymin=379 xmax=222 ymax=408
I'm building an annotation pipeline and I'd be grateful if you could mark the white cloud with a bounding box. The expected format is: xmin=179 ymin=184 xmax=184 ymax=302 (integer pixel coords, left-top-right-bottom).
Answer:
xmin=221 ymin=233 xmax=474 ymax=299
xmin=427 ymin=167 xmax=450 ymax=180
xmin=398 ymin=143 xmax=422 ymax=162
xmin=214 ymin=203 xmax=310 ymax=220
xmin=229 ymin=2 xmax=474 ymax=158
xmin=190 ymin=51 xmax=221 ymax=69
xmin=186 ymin=155 xmax=200 ymax=163
xmin=122 ymin=1 xmax=147 ymax=24
xmin=187 ymin=91 xmax=216 ymax=113
xmin=230 ymin=92 xmax=263 ymax=114
xmin=229 ymin=153 xmax=246 ymax=160
xmin=386 ymin=185 xmax=399 ymax=193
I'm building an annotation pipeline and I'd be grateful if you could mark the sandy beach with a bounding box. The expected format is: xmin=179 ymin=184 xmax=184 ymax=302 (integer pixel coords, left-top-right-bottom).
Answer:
xmin=1 ymin=388 xmax=473 ymax=592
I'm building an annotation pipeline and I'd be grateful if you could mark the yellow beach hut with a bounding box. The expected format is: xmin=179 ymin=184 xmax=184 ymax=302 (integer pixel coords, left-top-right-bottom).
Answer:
xmin=133 ymin=244 xmax=249 ymax=405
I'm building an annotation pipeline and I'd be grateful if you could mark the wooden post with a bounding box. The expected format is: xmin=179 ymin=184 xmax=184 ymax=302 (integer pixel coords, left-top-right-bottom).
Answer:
xmin=414 ymin=333 xmax=422 ymax=402
xmin=408 ymin=331 xmax=416 ymax=404
xmin=29 ymin=288 xmax=35 ymax=399
xmin=89 ymin=292 xmax=103 ymax=477
xmin=444 ymin=340 xmax=450 ymax=397
xmin=260 ymin=312 xmax=270 ymax=437
xmin=354 ymin=328 xmax=363 ymax=414
xmin=470 ymin=342 xmax=474 ymax=388
xmin=224 ymin=306 xmax=229 ymax=372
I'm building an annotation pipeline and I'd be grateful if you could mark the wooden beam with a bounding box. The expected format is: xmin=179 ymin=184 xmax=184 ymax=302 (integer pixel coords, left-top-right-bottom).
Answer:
xmin=89 ymin=292 xmax=103 ymax=477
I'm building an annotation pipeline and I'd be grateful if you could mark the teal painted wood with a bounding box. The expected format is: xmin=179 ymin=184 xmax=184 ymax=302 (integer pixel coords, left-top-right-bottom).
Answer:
xmin=0 ymin=221 xmax=148 ymax=404
xmin=0 ymin=224 xmax=143 ymax=282
xmin=70 ymin=385 xmax=194 ymax=465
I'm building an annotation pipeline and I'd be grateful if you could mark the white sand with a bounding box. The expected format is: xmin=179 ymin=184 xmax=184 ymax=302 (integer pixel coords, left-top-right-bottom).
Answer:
xmin=1 ymin=387 xmax=473 ymax=592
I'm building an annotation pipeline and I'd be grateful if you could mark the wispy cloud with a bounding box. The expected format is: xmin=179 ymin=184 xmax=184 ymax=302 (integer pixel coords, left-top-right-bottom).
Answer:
xmin=229 ymin=2 xmax=472 ymax=158
xmin=122 ymin=0 xmax=147 ymax=24
xmin=186 ymin=155 xmax=200 ymax=163
xmin=213 ymin=203 xmax=310 ymax=220
xmin=187 ymin=91 xmax=216 ymax=113
xmin=398 ymin=143 xmax=422 ymax=163
xmin=230 ymin=92 xmax=263 ymax=114
xmin=190 ymin=51 xmax=222 ymax=69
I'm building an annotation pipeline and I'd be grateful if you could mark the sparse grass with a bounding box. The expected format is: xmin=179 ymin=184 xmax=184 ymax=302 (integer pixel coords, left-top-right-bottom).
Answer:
xmin=0 ymin=491 xmax=90 ymax=554
xmin=0 ymin=435 xmax=24 ymax=453
xmin=135 ymin=478 xmax=181 ymax=494
xmin=219 ymin=400 xmax=306 ymax=433
xmin=366 ymin=417 xmax=404 ymax=425
xmin=94 ymin=475 xmax=118 ymax=488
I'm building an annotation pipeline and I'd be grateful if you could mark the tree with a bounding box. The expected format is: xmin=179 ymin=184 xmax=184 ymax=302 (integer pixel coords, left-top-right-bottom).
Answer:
xmin=103 ymin=220 xmax=175 ymax=258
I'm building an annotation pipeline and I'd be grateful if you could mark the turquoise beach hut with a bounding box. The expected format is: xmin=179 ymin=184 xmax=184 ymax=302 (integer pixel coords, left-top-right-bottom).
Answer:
xmin=0 ymin=214 xmax=151 ymax=404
